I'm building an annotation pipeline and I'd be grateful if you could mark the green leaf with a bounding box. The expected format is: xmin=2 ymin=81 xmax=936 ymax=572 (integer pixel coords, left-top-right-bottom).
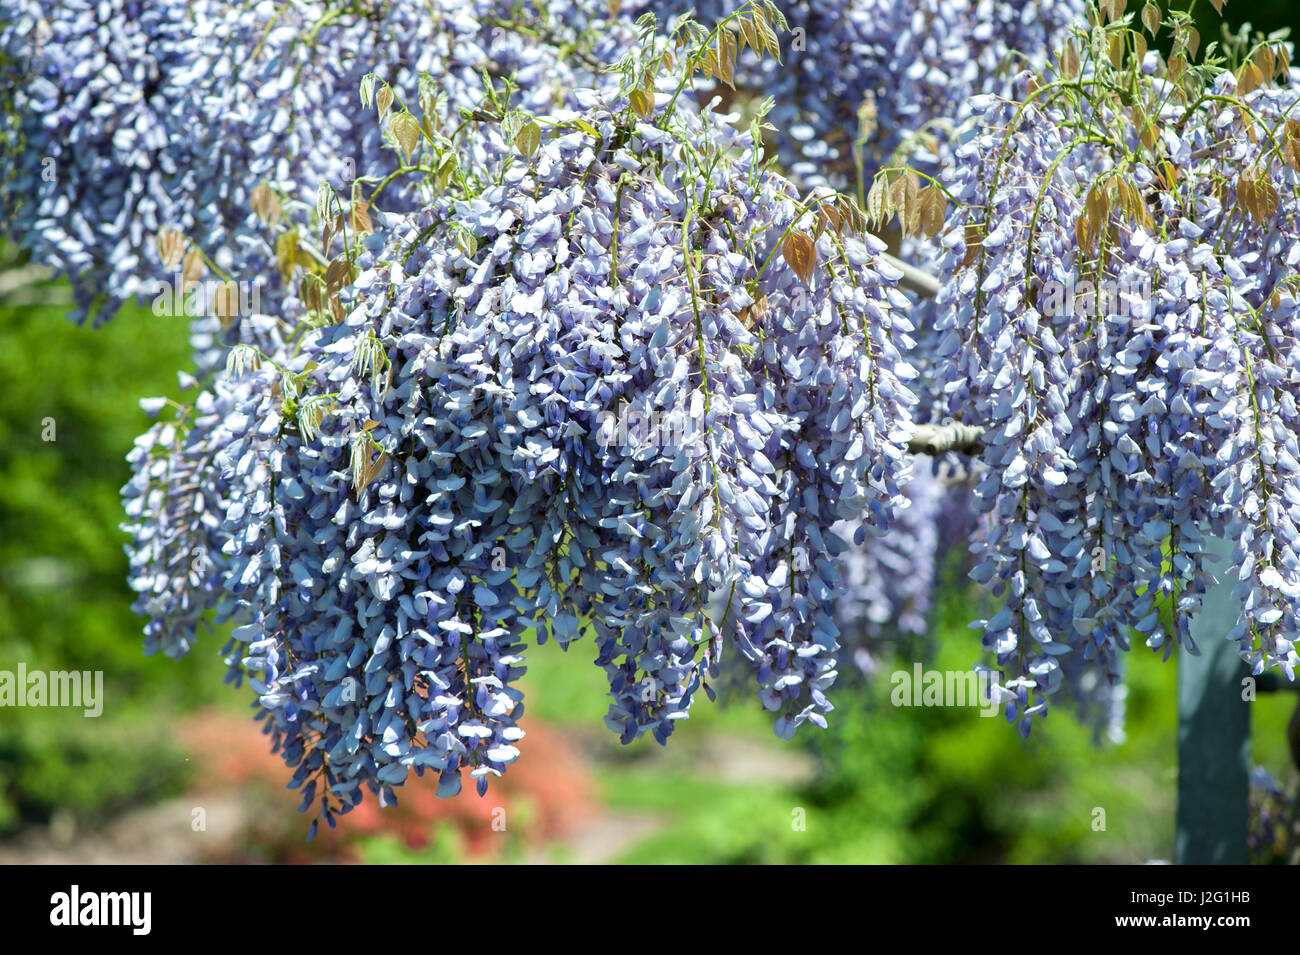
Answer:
xmin=316 ymin=181 xmax=333 ymax=224
xmin=753 ymin=10 xmax=779 ymax=63
xmin=250 ymin=181 xmax=281 ymax=228
xmin=455 ymin=227 xmax=478 ymax=259
xmin=516 ymin=120 xmax=542 ymax=158
xmin=276 ymin=228 xmax=300 ymax=282
xmin=1141 ymin=2 xmax=1161 ymax=35
xmin=865 ymin=173 xmax=890 ymax=226
xmin=389 ymin=111 xmax=422 ymax=162
xmin=225 ymin=344 xmax=261 ymax=380
xmin=738 ymin=15 xmax=759 ymax=56
xmin=917 ymin=185 xmax=946 ymax=238
xmin=501 ymin=110 xmax=525 ymax=145
xmin=855 ymin=95 xmax=877 ymax=147
xmin=359 ymin=73 xmax=377 ymax=108
xmin=629 ymin=88 xmax=654 ymax=120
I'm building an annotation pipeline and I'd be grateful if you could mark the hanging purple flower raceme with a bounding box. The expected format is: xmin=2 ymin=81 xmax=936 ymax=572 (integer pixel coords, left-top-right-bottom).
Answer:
xmin=126 ymin=13 xmax=921 ymax=820
xmin=924 ymin=24 xmax=1300 ymax=733
xmin=171 ymin=0 xmax=644 ymax=373
xmin=0 ymin=0 xmax=642 ymax=370
xmin=0 ymin=0 xmax=204 ymax=324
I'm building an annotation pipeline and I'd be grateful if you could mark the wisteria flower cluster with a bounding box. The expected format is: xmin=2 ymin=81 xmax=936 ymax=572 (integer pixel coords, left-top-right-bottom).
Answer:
xmin=917 ymin=7 xmax=1300 ymax=734
xmin=638 ymin=0 xmax=1083 ymax=197
xmin=0 ymin=0 xmax=638 ymax=345
xmin=613 ymin=0 xmax=1087 ymax=677
xmin=15 ymin=0 xmax=1300 ymax=829
xmin=116 ymin=5 xmax=924 ymax=823
xmin=1 ymin=0 xmax=199 ymax=323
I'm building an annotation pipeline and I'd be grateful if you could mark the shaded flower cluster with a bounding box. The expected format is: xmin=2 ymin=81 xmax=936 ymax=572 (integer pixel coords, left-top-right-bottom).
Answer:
xmin=834 ymin=462 xmax=942 ymax=670
xmin=1248 ymin=766 xmax=1295 ymax=864
xmin=643 ymin=0 xmax=1083 ymax=194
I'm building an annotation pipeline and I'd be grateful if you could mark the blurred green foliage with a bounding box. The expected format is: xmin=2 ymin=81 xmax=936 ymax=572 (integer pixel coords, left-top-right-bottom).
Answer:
xmin=0 ymin=259 xmax=230 ymax=833
xmin=1172 ymin=0 xmax=1298 ymax=54
xmin=529 ymin=586 xmax=1298 ymax=864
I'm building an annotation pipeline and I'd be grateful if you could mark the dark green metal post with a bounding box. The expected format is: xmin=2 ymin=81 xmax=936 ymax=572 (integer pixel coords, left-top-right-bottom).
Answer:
xmin=1175 ymin=536 xmax=1250 ymax=865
